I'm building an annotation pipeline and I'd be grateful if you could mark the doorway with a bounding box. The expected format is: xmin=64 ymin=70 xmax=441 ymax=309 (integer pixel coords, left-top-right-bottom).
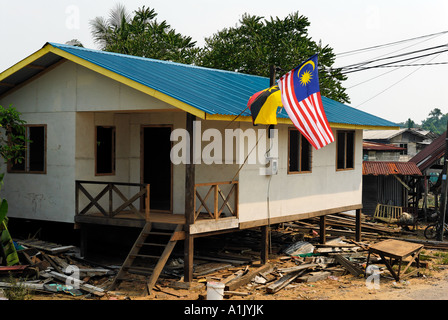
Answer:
xmin=141 ymin=126 xmax=172 ymax=212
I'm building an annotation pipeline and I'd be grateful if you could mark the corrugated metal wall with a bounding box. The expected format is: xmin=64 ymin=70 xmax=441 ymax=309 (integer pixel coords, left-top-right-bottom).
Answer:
xmin=362 ymin=175 xmax=406 ymax=216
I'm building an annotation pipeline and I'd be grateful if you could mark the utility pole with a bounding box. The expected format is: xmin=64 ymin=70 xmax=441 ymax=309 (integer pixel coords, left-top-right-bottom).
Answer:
xmin=437 ymin=122 xmax=448 ymax=241
xmin=261 ymin=65 xmax=276 ymax=264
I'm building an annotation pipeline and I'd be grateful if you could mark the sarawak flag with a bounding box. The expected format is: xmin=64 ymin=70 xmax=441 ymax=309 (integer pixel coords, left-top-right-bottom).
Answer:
xmin=247 ymin=85 xmax=282 ymax=125
xmin=278 ymin=55 xmax=334 ymax=150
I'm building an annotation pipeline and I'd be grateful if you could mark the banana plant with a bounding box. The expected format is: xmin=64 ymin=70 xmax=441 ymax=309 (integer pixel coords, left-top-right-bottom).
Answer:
xmin=0 ymin=175 xmax=19 ymax=266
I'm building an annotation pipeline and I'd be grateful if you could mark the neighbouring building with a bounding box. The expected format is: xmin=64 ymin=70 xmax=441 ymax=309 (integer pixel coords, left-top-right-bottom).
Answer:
xmin=363 ymin=128 xmax=436 ymax=161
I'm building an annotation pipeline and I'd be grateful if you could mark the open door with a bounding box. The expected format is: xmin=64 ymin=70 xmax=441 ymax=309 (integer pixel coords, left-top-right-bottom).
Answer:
xmin=141 ymin=126 xmax=172 ymax=212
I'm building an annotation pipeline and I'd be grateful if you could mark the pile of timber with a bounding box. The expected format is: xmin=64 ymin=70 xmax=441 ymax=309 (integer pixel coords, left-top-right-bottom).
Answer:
xmin=0 ymin=239 xmax=115 ymax=298
xmin=189 ymin=236 xmax=375 ymax=298
xmin=290 ymin=213 xmax=403 ymax=239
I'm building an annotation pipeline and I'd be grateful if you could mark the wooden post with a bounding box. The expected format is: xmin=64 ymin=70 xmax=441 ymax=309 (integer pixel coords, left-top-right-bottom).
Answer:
xmin=319 ymin=215 xmax=326 ymax=244
xmin=80 ymin=225 xmax=88 ymax=258
xmin=438 ymin=126 xmax=448 ymax=241
xmin=145 ymin=184 xmax=150 ymax=221
xmin=355 ymin=209 xmax=362 ymax=242
xmin=184 ymin=112 xmax=196 ymax=283
xmin=260 ymin=226 xmax=270 ymax=264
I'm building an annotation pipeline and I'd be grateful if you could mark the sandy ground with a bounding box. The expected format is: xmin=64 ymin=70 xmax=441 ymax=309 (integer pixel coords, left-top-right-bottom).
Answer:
xmin=43 ymin=247 xmax=447 ymax=301
xmin=5 ymin=223 xmax=448 ymax=302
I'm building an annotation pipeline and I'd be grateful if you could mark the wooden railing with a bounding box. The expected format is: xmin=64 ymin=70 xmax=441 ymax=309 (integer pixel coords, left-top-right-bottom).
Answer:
xmin=373 ymin=203 xmax=402 ymax=223
xmin=194 ymin=181 xmax=238 ymax=222
xmin=75 ymin=180 xmax=150 ymax=220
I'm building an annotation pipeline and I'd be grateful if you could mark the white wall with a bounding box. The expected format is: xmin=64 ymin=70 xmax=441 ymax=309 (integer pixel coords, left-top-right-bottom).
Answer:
xmin=237 ymin=123 xmax=363 ymax=224
xmin=0 ymin=61 xmax=182 ymax=223
xmin=0 ymin=62 xmax=77 ymax=223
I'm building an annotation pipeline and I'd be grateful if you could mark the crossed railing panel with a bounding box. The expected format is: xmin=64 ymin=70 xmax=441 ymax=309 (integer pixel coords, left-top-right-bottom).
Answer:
xmin=194 ymin=181 xmax=238 ymax=222
xmin=75 ymin=180 xmax=150 ymax=220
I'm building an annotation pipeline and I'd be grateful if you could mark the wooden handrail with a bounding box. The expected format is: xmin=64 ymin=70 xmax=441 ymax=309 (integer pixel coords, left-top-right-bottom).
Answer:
xmin=194 ymin=181 xmax=238 ymax=222
xmin=75 ymin=180 xmax=150 ymax=220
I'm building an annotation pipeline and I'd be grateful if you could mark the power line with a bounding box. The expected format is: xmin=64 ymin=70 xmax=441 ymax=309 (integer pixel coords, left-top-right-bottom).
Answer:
xmin=336 ymin=30 xmax=448 ymax=57
xmin=338 ymin=44 xmax=448 ymax=71
xmin=340 ymin=48 xmax=448 ymax=74
xmin=355 ymin=53 xmax=442 ymax=108
xmin=346 ymin=51 xmax=438 ymax=89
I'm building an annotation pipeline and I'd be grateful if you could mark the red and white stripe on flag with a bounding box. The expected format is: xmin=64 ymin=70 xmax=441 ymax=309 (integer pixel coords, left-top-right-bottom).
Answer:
xmin=278 ymin=69 xmax=335 ymax=150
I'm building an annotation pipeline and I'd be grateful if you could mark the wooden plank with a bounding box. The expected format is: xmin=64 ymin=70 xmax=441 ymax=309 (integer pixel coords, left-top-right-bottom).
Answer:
xmin=0 ymin=281 xmax=44 ymax=291
xmin=45 ymin=271 xmax=105 ymax=296
xmin=214 ymin=185 xmax=219 ymax=219
xmin=266 ymin=270 xmax=305 ymax=294
xmin=171 ymin=231 xmax=186 ymax=241
xmin=277 ymin=263 xmax=318 ymax=274
xmin=334 ymin=254 xmax=364 ymax=277
xmin=225 ymin=263 xmax=273 ymax=291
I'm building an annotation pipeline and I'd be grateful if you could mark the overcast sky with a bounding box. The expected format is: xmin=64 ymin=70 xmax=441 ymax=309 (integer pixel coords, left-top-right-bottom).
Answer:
xmin=1 ymin=0 xmax=448 ymax=125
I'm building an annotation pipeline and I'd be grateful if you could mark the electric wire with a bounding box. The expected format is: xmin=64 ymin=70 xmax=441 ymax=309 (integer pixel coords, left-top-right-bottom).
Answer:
xmin=338 ymin=44 xmax=448 ymax=71
xmin=340 ymin=47 xmax=448 ymax=74
xmin=335 ymin=30 xmax=448 ymax=57
xmin=355 ymin=53 xmax=442 ymax=108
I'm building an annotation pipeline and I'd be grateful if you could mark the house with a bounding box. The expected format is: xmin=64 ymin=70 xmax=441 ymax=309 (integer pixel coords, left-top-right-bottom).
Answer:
xmin=363 ymin=141 xmax=405 ymax=161
xmin=0 ymin=42 xmax=398 ymax=285
xmin=362 ymin=161 xmax=422 ymax=217
xmin=408 ymin=131 xmax=447 ymax=216
xmin=363 ymin=128 xmax=435 ymax=161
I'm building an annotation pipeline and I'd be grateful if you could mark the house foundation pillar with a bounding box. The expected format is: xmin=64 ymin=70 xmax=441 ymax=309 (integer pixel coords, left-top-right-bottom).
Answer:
xmin=184 ymin=112 xmax=196 ymax=283
xmin=319 ymin=215 xmax=326 ymax=244
xmin=355 ymin=209 xmax=362 ymax=242
xmin=260 ymin=226 xmax=270 ymax=264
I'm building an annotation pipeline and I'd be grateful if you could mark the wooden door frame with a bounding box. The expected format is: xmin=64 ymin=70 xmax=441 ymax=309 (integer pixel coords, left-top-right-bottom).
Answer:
xmin=140 ymin=124 xmax=174 ymax=213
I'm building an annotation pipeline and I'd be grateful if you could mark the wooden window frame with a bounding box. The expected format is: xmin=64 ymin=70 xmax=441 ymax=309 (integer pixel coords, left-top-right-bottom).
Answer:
xmin=7 ymin=124 xmax=47 ymax=174
xmin=336 ymin=130 xmax=355 ymax=171
xmin=95 ymin=125 xmax=116 ymax=176
xmin=287 ymin=127 xmax=312 ymax=174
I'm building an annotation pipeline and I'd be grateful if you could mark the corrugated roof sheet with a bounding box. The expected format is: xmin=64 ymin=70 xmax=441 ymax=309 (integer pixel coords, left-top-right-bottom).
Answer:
xmin=363 ymin=161 xmax=422 ymax=176
xmin=1 ymin=42 xmax=399 ymax=128
xmin=363 ymin=141 xmax=405 ymax=151
xmin=409 ymin=131 xmax=446 ymax=172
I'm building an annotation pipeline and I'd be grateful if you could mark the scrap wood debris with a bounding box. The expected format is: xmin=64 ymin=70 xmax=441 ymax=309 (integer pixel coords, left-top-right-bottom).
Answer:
xmin=0 ymin=238 xmax=116 ymax=299
xmin=1 ymin=212 xmax=447 ymax=300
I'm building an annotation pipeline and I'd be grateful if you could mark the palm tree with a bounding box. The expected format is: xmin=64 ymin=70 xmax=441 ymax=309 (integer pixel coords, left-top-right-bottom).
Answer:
xmin=89 ymin=3 xmax=131 ymax=50
xmin=89 ymin=4 xmax=199 ymax=64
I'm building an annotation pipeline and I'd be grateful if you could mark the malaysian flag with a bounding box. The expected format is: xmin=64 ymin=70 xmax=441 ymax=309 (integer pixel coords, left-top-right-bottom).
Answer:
xmin=277 ymin=55 xmax=334 ymax=150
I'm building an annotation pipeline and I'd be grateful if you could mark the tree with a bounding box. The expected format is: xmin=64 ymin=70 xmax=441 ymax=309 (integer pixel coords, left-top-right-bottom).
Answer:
xmin=65 ymin=39 xmax=84 ymax=47
xmin=421 ymin=108 xmax=448 ymax=135
xmin=89 ymin=4 xmax=199 ymax=64
xmin=0 ymin=105 xmax=27 ymax=166
xmin=0 ymin=105 xmax=27 ymax=266
xmin=197 ymin=13 xmax=349 ymax=104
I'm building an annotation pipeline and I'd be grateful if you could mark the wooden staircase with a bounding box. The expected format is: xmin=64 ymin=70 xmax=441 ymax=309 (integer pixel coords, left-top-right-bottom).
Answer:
xmin=109 ymin=222 xmax=184 ymax=295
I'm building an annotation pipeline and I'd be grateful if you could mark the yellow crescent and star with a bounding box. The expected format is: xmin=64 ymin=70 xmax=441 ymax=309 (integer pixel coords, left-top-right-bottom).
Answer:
xmin=297 ymin=60 xmax=315 ymax=86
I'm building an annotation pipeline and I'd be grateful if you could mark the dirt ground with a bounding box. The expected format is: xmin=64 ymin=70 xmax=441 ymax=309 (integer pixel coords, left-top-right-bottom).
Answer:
xmin=20 ymin=247 xmax=448 ymax=301
xmin=5 ymin=221 xmax=448 ymax=302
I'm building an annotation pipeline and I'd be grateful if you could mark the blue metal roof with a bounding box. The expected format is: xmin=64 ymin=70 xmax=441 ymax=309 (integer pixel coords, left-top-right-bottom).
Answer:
xmin=28 ymin=43 xmax=400 ymax=127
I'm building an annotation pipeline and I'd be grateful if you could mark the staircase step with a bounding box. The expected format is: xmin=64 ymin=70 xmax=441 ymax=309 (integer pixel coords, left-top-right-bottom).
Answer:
xmin=110 ymin=223 xmax=183 ymax=294
xmin=130 ymin=254 xmax=161 ymax=259
xmin=137 ymin=243 xmax=166 ymax=248
xmin=148 ymin=231 xmax=172 ymax=236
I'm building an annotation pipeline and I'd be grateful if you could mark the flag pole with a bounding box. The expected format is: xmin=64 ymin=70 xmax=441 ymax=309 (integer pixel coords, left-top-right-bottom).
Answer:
xmin=268 ymin=65 xmax=276 ymax=138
